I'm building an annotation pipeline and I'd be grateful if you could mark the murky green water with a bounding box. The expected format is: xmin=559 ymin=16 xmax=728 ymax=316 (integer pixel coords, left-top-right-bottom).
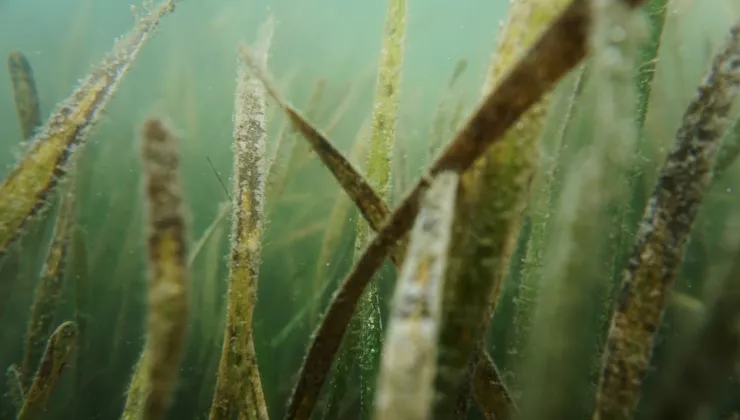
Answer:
xmin=1 ymin=0 xmax=740 ymax=419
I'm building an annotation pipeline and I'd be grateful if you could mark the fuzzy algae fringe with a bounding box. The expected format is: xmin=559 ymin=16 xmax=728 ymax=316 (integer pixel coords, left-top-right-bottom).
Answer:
xmin=649 ymin=215 xmax=740 ymax=420
xmin=520 ymin=1 xmax=647 ymax=418
xmin=265 ymin=79 xmax=327 ymax=214
xmin=312 ymin=122 xmax=371 ymax=325
xmin=352 ymin=0 xmax=406 ymax=415
xmin=0 ymin=0 xmax=177 ymax=256
xmin=7 ymin=0 xmax=732 ymax=419
xmin=121 ymin=118 xmax=190 ymax=420
xmin=373 ymin=171 xmax=458 ymax=420
xmin=509 ymin=62 xmax=587 ymax=375
xmin=209 ymin=18 xmax=274 ymax=420
xmin=20 ymin=183 xmax=77 ymax=388
xmin=239 ymin=47 xmax=408 ymax=268
xmin=433 ymin=0 xmax=569 ymax=417
xmin=593 ymin=18 xmax=740 ymax=420
xmin=245 ymin=58 xmax=511 ymax=420
xmin=317 ymin=121 xmax=371 ymax=420
xmin=279 ymin=1 xmax=609 ymax=419
xmin=17 ymin=321 xmax=78 ymax=420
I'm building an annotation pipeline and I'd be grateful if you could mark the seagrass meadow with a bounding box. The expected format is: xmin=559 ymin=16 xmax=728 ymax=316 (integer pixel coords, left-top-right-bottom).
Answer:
xmin=2 ymin=0 xmax=740 ymax=419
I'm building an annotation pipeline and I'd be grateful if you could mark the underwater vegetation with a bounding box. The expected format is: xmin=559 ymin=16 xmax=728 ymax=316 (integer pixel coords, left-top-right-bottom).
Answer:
xmin=2 ymin=0 xmax=740 ymax=419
